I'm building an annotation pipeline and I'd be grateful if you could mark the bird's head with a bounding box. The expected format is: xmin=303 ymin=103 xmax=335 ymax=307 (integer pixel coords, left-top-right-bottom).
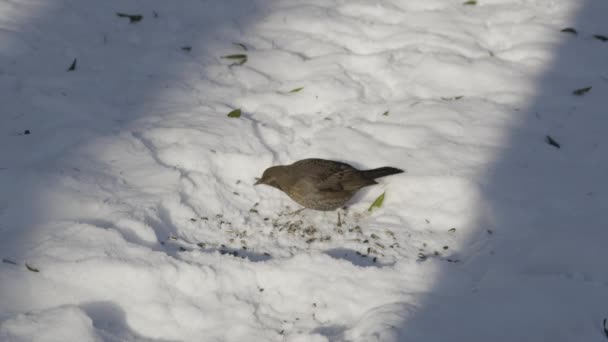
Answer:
xmin=254 ymin=166 xmax=283 ymax=190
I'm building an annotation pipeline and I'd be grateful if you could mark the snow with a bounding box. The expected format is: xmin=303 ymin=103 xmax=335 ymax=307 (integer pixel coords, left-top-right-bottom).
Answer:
xmin=1 ymin=0 xmax=607 ymax=341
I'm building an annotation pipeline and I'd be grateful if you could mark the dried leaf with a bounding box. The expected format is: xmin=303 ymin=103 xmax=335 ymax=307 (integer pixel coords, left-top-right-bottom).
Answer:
xmin=572 ymin=86 xmax=592 ymax=96
xmin=288 ymin=87 xmax=304 ymax=93
xmin=594 ymin=34 xmax=608 ymax=42
xmin=233 ymin=43 xmax=248 ymax=51
xmin=448 ymin=227 xmax=456 ymax=233
xmin=25 ymin=263 xmax=39 ymax=272
xmin=227 ymin=109 xmax=242 ymax=118
xmin=382 ymin=111 xmax=389 ymax=116
xmin=67 ymin=58 xmax=77 ymax=71
xmin=463 ymin=0 xmax=477 ymax=5
xmin=368 ymin=192 xmax=385 ymax=212
xmin=545 ymin=135 xmax=560 ymax=149
xmin=2 ymin=258 xmax=17 ymax=265
xmin=181 ymin=46 xmax=192 ymax=52
xmin=560 ymin=27 xmax=577 ymax=35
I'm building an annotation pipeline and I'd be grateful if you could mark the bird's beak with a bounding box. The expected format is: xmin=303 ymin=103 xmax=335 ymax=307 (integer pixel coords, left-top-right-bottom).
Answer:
xmin=254 ymin=178 xmax=262 ymax=185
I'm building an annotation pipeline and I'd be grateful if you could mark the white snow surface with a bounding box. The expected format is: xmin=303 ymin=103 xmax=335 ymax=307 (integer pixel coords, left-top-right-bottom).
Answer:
xmin=1 ymin=0 xmax=607 ymax=341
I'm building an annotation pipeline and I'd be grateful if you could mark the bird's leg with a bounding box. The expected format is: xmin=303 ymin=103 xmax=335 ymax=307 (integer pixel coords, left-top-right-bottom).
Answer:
xmin=337 ymin=211 xmax=342 ymax=227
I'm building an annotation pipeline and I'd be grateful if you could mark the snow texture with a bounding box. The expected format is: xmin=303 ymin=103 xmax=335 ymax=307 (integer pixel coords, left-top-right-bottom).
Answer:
xmin=1 ymin=0 xmax=607 ymax=341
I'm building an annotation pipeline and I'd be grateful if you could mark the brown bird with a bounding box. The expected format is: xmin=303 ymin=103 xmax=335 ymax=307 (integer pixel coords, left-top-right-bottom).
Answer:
xmin=255 ymin=158 xmax=404 ymax=211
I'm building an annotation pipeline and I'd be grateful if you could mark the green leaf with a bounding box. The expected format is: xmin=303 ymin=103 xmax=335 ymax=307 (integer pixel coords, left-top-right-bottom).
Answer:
xmin=227 ymin=109 xmax=242 ymax=118
xmin=288 ymin=87 xmax=304 ymax=93
xmin=382 ymin=111 xmax=389 ymax=116
xmin=67 ymin=58 xmax=77 ymax=71
xmin=25 ymin=263 xmax=39 ymax=272
xmin=572 ymin=86 xmax=592 ymax=96
xmin=368 ymin=192 xmax=385 ymax=212
xmin=233 ymin=43 xmax=248 ymax=51
xmin=116 ymin=12 xmax=143 ymax=23
xmin=463 ymin=0 xmax=477 ymax=5
xmin=221 ymin=54 xmax=247 ymax=59
xmin=221 ymin=54 xmax=248 ymax=66
xmin=441 ymin=95 xmax=464 ymax=101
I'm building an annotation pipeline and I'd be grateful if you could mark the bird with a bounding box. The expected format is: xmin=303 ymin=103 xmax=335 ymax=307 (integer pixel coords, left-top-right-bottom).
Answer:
xmin=255 ymin=158 xmax=404 ymax=211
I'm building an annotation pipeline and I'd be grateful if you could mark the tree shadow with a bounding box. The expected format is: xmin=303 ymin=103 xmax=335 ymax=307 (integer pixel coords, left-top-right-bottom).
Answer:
xmin=0 ymin=0 xmax=268 ymax=325
xmin=81 ymin=301 xmax=177 ymax=342
xmin=392 ymin=0 xmax=608 ymax=340
xmin=0 ymin=0 xmax=267 ymax=259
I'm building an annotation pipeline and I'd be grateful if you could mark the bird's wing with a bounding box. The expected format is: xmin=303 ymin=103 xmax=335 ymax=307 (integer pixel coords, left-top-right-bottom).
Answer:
xmin=317 ymin=169 xmax=377 ymax=192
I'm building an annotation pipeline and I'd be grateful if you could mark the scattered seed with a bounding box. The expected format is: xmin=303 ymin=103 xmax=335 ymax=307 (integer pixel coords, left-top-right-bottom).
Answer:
xmin=443 ymin=246 xmax=449 ymax=250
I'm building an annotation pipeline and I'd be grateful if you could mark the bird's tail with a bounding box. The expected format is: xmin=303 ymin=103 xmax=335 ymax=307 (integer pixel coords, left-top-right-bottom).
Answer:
xmin=361 ymin=167 xmax=404 ymax=180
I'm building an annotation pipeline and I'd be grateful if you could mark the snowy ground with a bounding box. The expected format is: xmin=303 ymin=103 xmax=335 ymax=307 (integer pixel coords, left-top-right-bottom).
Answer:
xmin=1 ymin=0 xmax=608 ymax=341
